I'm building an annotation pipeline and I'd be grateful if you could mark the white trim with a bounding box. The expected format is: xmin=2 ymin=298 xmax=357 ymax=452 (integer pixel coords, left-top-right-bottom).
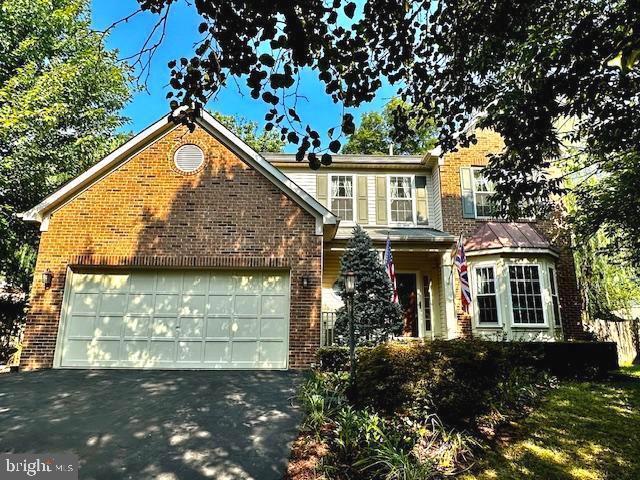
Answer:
xmin=19 ymin=108 xmax=338 ymax=236
xmin=470 ymin=262 xmax=502 ymax=328
xmin=387 ymin=174 xmax=417 ymax=226
xmin=328 ymin=173 xmax=356 ymax=225
xmin=548 ymin=265 xmax=563 ymax=329
xmin=466 ymin=247 xmax=559 ymax=258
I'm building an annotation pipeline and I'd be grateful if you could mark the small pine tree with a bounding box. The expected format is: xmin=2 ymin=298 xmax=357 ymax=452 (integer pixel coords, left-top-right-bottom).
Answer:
xmin=335 ymin=226 xmax=402 ymax=344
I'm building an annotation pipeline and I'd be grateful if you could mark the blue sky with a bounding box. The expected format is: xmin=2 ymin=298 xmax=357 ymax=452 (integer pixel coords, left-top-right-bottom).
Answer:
xmin=91 ymin=0 xmax=395 ymax=151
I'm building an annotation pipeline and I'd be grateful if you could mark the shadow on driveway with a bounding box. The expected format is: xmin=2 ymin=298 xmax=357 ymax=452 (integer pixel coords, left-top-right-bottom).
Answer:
xmin=0 ymin=370 xmax=302 ymax=479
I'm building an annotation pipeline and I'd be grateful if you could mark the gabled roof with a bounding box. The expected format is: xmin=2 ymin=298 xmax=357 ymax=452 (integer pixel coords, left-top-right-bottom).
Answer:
xmin=19 ymin=108 xmax=338 ymax=236
xmin=465 ymin=222 xmax=558 ymax=256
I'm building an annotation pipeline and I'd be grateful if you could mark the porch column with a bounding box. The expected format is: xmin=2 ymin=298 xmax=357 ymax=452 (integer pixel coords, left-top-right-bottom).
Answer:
xmin=440 ymin=252 xmax=458 ymax=339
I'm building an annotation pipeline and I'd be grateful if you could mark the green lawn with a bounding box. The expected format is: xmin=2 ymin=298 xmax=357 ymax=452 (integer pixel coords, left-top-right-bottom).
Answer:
xmin=462 ymin=367 xmax=640 ymax=480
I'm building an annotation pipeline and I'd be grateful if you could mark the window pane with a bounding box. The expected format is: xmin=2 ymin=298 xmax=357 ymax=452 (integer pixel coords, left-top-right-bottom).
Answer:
xmin=391 ymin=199 xmax=413 ymax=222
xmin=509 ymin=265 xmax=544 ymax=324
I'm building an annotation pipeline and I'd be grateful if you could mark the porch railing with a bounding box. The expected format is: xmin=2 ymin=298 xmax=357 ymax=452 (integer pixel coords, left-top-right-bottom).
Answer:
xmin=321 ymin=311 xmax=336 ymax=346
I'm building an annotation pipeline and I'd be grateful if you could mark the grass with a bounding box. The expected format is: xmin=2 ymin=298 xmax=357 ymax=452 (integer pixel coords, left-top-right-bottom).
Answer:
xmin=461 ymin=368 xmax=640 ymax=480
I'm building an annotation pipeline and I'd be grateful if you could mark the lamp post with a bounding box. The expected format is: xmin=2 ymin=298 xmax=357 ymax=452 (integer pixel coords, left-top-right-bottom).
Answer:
xmin=344 ymin=271 xmax=357 ymax=390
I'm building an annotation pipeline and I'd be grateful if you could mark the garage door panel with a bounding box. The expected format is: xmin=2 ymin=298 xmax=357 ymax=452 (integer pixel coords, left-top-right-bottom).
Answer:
xmin=206 ymin=317 xmax=231 ymax=338
xmin=183 ymin=273 xmax=208 ymax=294
xmin=124 ymin=315 xmax=151 ymax=337
xmin=67 ymin=315 xmax=95 ymax=337
xmin=177 ymin=341 xmax=202 ymax=362
xmin=235 ymin=295 xmax=259 ymax=315
xmin=151 ymin=317 xmax=177 ymax=338
xmin=179 ymin=317 xmax=204 ymax=338
xmin=232 ymin=341 xmax=259 ymax=363
xmin=210 ymin=275 xmax=234 ymax=293
xmin=101 ymin=274 xmax=129 ymax=292
xmin=149 ymin=341 xmax=175 ymax=362
xmin=123 ymin=340 xmax=149 ymax=364
xmin=208 ymin=295 xmax=233 ymax=314
xmin=59 ymin=270 xmax=289 ymax=369
xmin=95 ymin=316 xmax=123 ymax=337
xmin=71 ymin=273 xmax=103 ymax=292
xmin=73 ymin=293 xmax=99 ymax=314
xmin=262 ymin=295 xmax=287 ymax=315
xmin=233 ymin=317 xmax=259 ymax=338
xmin=261 ymin=317 xmax=287 ymax=338
xmin=129 ymin=272 xmax=156 ymax=292
xmin=88 ymin=340 xmax=120 ymax=364
xmin=262 ymin=275 xmax=287 ymax=292
xmin=204 ymin=341 xmax=230 ymax=363
xmin=260 ymin=341 xmax=286 ymax=364
xmin=236 ymin=275 xmax=261 ymax=292
xmin=157 ymin=273 xmax=182 ymax=293
xmin=180 ymin=295 xmax=206 ymax=315
xmin=128 ymin=294 xmax=154 ymax=314
xmin=101 ymin=293 xmax=127 ymax=313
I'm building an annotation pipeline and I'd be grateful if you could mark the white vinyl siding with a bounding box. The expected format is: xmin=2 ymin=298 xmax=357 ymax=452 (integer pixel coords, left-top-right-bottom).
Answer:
xmin=56 ymin=270 xmax=290 ymax=369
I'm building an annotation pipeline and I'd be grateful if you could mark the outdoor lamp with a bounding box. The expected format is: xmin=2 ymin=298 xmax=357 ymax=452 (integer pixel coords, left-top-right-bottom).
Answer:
xmin=343 ymin=270 xmax=358 ymax=391
xmin=344 ymin=271 xmax=356 ymax=295
xmin=42 ymin=269 xmax=53 ymax=289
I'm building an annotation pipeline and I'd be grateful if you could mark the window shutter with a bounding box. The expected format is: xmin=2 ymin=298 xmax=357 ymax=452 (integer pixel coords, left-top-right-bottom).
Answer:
xmin=375 ymin=176 xmax=387 ymax=225
xmin=316 ymin=174 xmax=328 ymax=207
xmin=357 ymin=175 xmax=369 ymax=224
xmin=460 ymin=168 xmax=475 ymax=218
xmin=416 ymin=175 xmax=428 ymax=225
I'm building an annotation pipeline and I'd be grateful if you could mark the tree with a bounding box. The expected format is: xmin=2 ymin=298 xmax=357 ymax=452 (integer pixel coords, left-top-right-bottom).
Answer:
xmin=133 ymin=0 xmax=639 ymax=259
xmin=0 ymin=0 xmax=132 ymax=291
xmin=334 ymin=226 xmax=402 ymax=344
xmin=212 ymin=112 xmax=284 ymax=152
xmin=343 ymin=98 xmax=437 ymax=155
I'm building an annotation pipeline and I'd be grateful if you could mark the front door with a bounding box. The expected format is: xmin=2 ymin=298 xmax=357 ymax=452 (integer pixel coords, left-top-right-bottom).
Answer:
xmin=396 ymin=273 xmax=418 ymax=337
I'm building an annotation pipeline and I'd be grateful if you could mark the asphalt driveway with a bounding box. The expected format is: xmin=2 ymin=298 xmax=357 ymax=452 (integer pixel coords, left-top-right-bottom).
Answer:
xmin=0 ymin=369 xmax=302 ymax=479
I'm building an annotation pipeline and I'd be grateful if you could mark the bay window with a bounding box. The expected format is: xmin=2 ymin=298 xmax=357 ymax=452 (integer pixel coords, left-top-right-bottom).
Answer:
xmin=508 ymin=265 xmax=545 ymax=325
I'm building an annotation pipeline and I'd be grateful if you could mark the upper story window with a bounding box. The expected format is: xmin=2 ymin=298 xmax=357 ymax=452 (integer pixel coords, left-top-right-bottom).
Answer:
xmin=389 ymin=176 xmax=414 ymax=224
xmin=508 ymin=265 xmax=545 ymax=325
xmin=474 ymin=265 xmax=499 ymax=325
xmin=330 ymin=175 xmax=354 ymax=222
xmin=472 ymin=167 xmax=496 ymax=218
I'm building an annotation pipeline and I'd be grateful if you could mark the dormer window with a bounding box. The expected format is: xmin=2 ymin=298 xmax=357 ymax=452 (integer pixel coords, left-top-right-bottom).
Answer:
xmin=330 ymin=175 xmax=354 ymax=222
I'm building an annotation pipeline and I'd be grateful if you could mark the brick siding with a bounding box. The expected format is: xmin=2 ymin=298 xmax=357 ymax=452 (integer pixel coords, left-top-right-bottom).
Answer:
xmin=440 ymin=130 xmax=585 ymax=339
xmin=20 ymin=125 xmax=322 ymax=370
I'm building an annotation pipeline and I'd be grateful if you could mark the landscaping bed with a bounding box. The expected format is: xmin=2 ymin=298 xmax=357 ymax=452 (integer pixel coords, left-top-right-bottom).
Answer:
xmin=289 ymin=339 xmax=603 ymax=479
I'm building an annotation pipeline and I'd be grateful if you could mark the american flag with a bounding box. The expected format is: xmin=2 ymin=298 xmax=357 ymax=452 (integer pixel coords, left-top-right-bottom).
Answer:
xmin=453 ymin=235 xmax=472 ymax=311
xmin=384 ymin=236 xmax=398 ymax=303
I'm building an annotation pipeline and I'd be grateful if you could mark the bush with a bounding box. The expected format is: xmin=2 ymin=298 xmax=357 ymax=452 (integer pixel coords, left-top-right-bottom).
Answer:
xmin=317 ymin=346 xmax=372 ymax=373
xmin=324 ymin=340 xmax=617 ymax=427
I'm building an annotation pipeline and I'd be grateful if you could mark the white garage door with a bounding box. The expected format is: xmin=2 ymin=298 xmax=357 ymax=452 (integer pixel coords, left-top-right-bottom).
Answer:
xmin=56 ymin=270 xmax=290 ymax=369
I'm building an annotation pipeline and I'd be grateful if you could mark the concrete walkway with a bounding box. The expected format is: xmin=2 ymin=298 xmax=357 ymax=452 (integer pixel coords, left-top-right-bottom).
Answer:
xmin=0 ymin=370 xmax=302 ymax=479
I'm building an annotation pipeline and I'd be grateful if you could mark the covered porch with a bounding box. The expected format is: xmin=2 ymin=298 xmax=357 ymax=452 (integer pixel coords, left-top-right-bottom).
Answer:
xmin=321 ymin=227 xmax=457 ymax=345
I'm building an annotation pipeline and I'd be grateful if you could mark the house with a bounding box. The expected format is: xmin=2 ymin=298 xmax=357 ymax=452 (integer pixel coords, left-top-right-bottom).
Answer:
xmin=17 ymin=109 xmax=584 ymax=371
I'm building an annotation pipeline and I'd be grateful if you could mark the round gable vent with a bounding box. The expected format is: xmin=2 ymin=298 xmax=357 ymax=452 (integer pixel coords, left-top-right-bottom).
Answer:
xmin=174 ymin=144 xmax=204 ymax=173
